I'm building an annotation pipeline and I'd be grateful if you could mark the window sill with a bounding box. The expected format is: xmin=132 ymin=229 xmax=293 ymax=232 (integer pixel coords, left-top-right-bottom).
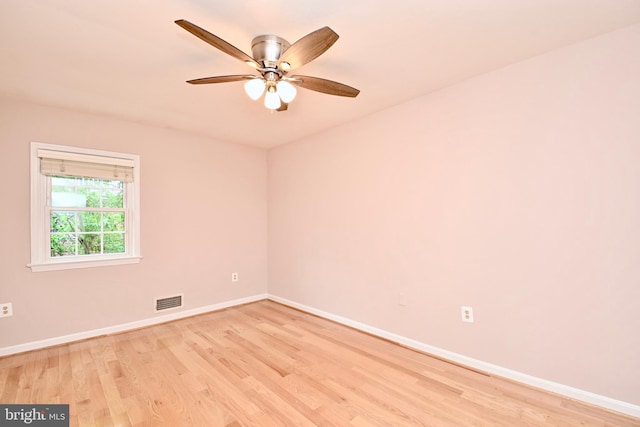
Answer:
xmin=28 ymin=256 xmax=142 ymax=272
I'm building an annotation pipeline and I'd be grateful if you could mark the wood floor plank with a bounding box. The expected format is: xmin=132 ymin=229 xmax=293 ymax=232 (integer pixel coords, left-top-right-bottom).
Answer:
xmin=1 ymin=300 xmax=638 ymax=426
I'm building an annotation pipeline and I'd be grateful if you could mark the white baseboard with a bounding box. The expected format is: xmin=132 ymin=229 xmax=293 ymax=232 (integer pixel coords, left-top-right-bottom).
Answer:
xmin=0 ymin=293 xmax=268 ymax=357
xmin=268 ymin=294 xmax=640 ymax=419
xmin=2 ymin=293 xmax=638 ymax=419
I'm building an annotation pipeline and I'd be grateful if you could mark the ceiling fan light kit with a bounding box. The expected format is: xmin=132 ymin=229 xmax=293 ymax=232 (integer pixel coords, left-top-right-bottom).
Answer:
xmin=276 ymin=81 xmax=297 ymax=103
xmin=244 ymin=78 xmax=265 ymax=100
xmin=175 ymin=19 xmax=359 ymax=111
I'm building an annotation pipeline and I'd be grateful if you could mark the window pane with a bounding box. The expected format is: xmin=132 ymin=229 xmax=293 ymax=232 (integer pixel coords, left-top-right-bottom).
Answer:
xmin=78 ymin=212 xmax=102 ymax=232
xmin=104 ymin=212 xmax=125 ymax=231
xmin=50 ymin=177 xmax=126 ymax=209
xmin=51 ymin=234 xmax=76 ymax=257
xmin=84 ymin=177 xmax=104 ymax=187
xmin=78 ymin=234 xmax=101 ymax=255
xmin=104 ymin=233 xmax=125 ymax=254
xmin=51 ymin=211 xmax=76 ymax=232
xmin=51 ymin=185 xmax=87 ymax=208
xmin=46 ymin=171 xmax=130 ymax=259
xmin=103 ymin=180 xmax=124 ymax=208
xmin=52 ymin=176 xmax=77 ymax=187
xmin=84 ymin=187 xmax=103 ymax=208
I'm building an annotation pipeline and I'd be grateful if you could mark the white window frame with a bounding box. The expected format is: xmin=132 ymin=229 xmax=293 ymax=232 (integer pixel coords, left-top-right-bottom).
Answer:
xmin=29 ymin=142 xmax=141 ymax=272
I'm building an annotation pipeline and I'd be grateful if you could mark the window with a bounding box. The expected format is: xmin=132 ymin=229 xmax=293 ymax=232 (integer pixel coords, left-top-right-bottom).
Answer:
xmin=29 ymin=142 xmax=141 ymax=272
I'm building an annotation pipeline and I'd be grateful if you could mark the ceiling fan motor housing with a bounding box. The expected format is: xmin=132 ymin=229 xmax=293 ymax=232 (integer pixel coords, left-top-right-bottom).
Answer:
xmin=251 ymin=35 xmax=290 ymax=69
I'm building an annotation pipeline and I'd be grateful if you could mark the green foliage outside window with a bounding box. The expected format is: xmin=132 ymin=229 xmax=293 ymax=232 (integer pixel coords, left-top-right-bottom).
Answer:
xmin=50 ymin=176 xmax=126 ymax=257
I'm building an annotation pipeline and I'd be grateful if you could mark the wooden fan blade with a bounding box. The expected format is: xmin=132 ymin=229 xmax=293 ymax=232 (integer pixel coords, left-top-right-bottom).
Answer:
xmin=278 ymin=27 xmax=339 ymax=71
xmin=290 ymin=75 xmax=360 ymax=97
xmin=186 ymin=75 xmax=255 ymax=84
xmin=175 ymin=19 xmax=259 ymax=68
xmin=277 ymin=102 xmax=288 ymax=112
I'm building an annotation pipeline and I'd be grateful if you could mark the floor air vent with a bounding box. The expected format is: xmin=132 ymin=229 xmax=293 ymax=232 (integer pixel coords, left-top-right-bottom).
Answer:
xmin=155 ymin=294 xmax=183 ymax=312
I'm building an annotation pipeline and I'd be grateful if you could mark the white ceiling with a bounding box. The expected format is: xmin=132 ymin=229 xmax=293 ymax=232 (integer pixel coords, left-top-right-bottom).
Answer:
xmin=2 ymin=1 xmax=640 ymax=148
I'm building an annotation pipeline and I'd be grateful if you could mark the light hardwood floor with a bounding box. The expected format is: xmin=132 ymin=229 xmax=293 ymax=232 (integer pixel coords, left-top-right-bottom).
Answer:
xmin=0 ymin=300 xmax=638 ymax=426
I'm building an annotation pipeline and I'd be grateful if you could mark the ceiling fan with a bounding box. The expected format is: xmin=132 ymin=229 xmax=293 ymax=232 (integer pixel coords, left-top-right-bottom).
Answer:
xmin=175 ymin=19 xmax=360 ymax=111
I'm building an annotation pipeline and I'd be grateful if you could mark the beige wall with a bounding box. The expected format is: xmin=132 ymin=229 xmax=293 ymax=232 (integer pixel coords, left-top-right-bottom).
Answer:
xmin=0 ymin=98 xmax=268 ymax=347
xmin=1 ymin=24 xmax=639 ymax=409
xmin=268 ymin=25 xmax=640 ymax=405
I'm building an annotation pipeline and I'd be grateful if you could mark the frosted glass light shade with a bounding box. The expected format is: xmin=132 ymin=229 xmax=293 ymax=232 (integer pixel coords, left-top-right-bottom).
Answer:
xmin=264 ymin=90 xmax=281 ymax=110
xmin=244 ymin=79 xmax=265 ymax=100
xmin=277 ymin=80 xmax=297 ymax=103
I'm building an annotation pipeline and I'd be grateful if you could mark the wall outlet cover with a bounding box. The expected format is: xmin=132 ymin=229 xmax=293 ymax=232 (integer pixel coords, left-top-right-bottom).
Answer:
xmin=0 ymin=302 xmax=13 ymax=318
xmin=461 ymin=306 xmax=474 ymax=323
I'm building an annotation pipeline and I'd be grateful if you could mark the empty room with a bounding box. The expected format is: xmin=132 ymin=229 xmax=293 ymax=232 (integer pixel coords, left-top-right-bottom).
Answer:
xmin=1 ymin=1 xmax=639 ymax=425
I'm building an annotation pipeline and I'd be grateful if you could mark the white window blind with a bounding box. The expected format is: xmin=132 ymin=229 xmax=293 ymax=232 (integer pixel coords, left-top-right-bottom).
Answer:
xmin=38 ymin=149 xmax=135 ymax=182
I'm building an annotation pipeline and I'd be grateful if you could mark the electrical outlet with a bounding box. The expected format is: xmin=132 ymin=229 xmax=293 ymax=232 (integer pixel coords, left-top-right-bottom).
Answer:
xmin=231 ymin=272 xmax=239 ymax=282
xmin=461 ymin=306 xmax=474 ymax=323
xmin=0 ymin=302 xmax=13 ymax=318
